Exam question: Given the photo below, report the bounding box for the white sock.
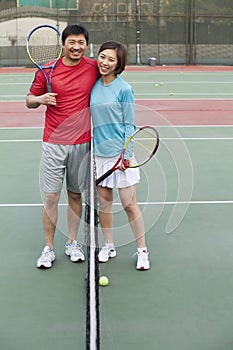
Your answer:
[137,247,147,253]
[105,242,115,248]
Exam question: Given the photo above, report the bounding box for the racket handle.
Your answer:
[47,82,52,93]
[47,82,56,107]
[96,170,113,186]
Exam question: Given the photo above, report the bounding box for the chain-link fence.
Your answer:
[0,0,233,66]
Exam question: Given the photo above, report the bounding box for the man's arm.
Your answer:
[26,92,57,108]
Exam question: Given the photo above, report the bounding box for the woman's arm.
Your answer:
[121,87,136,159]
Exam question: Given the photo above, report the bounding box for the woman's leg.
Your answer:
[118,185,146,248]
[97,186,114,243]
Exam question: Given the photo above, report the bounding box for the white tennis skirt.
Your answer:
[95,155,140,188]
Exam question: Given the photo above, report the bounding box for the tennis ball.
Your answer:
[155,83,159,87]
[99,276,109,286]
[170,92,174,96]
[160,82,164,86]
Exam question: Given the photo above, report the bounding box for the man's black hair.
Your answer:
[62,24,89,45]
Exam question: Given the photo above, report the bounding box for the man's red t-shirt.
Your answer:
[29,57,99,144]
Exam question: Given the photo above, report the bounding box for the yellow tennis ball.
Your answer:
[99,276,109,286]
[155,83,159,87]
[160,82,164,86]
[170,92,174,96]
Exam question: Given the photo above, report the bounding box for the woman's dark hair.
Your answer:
[98,41,128,75]
[62,24,89,45]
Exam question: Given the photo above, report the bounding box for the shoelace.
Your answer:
[139,253,148,262]
[100,246,110,254]
[102,246,115,254]
[132,251,148,259]
[72,243,84,254]
[42,250,54,260]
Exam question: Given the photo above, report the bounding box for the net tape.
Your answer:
[85,144,100,350]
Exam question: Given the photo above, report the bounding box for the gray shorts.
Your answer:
[40,142,90,193]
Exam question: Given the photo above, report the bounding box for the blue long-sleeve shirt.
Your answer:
[90,76,136,158]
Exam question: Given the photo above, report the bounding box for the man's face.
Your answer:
[63,34,88,63]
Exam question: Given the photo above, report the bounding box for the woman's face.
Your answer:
[97,49,118,77]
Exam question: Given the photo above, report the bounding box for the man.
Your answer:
[26,24,99,268]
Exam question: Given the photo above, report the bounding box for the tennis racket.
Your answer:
[96,126,159,185]
[26,24,62,92]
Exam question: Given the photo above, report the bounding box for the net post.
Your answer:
[135,0,142,65]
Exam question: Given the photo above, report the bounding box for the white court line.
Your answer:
[0,201,232,207]
[0,95,28,98]
[130,81,233,84]
[2,95,233,101]
[0,137,233,143]
[0,139,41,142]
[0,83,31,85]
[137,137,233,141]
[135,93,233,96]
[0,127,43,130]
[136,97,233,100]
[0,125,232,130]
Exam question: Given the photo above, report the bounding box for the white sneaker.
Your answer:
[65,240,85,262]
[37,246,55,268]
[98,245,117,263]
[136,249,150,270]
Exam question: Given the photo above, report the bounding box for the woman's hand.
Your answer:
[119,159,131,171]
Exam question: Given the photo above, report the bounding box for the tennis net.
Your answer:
[85,139,100,350]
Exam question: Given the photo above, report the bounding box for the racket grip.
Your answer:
[96,170,113,186]
[47,82,52,93]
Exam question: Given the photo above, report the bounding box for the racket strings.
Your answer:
[28,29,61,66]
[128,128,159,167]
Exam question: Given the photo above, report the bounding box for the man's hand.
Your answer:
[26,92,58,108]
[39,92,58,106]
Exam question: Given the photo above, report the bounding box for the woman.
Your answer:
[90,41,150,270]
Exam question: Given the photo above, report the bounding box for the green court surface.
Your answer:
[0,70,233,100]
[0,69,233,350]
